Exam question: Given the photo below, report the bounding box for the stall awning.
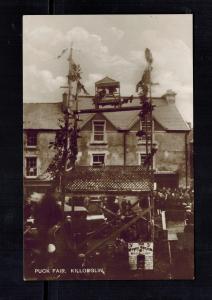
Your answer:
[65,166,152,193]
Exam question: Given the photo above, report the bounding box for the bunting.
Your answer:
[57,48,68,59]
[145,48,153,64]
[77,81,89,96]
[68,61,81,82]
[136,48,153,97]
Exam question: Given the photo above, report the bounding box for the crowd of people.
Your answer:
[24,187,194,249]
[104,187,194,219]
[153,187,194,214]
[24,186,194,232]
[24,186,194,279]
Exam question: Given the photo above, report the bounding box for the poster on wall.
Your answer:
[128,242,153,270]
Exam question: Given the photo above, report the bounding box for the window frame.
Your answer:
[26,130,37,148]
[25,156,38,178]
[139,153,148,166]
[92,153,105,167]
[138,151,156,169]
[137,119,154,144]
[91,120,107,144]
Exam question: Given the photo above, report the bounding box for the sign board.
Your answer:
[139,242,154,270]
[128,242,154,270]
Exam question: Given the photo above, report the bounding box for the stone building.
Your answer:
[23,77,190,198]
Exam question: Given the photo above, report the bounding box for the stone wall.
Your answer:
[23,131,56,177]
[154,132,187,186]
[23,122,187,186]
[79,118,187,185]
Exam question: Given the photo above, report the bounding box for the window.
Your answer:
[140,154,147,166]
[140,119,152,142]
[26,131,37,147]
[139,152,156,169]
[138,118,154,143]
[26,157,37,177]
[92,154,105,167]
[93,121,106,142]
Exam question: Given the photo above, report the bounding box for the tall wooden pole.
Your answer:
[68,45,73,106]
[149,60,155,242]
[61,45,74,212]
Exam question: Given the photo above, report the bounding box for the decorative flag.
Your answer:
[136,67,152,94]
[145,48,153,64]
[57,48,68,59]
[136,48,153,94]
[141,68,151,85]
[136,80,148,96]
[68,61,81,82]
[77,81,89,96]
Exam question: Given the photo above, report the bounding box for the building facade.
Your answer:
[23,78,190,197]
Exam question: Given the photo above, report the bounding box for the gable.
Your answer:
[154,120,165,131]
[81,113,117,131]
[95,76,119,86]
[129,118,166,132]
[130,118,140,131]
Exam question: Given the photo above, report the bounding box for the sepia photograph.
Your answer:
[23,14,193,280]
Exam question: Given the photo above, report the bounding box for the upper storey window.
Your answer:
[92,120,106,143]
[26,131,37,147]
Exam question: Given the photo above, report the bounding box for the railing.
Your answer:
[93,95,122,108]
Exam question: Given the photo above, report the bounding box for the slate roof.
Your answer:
[23,102,63,130]
[152,99,190,131]
[23,96,190,131]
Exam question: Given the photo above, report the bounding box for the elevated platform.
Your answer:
[75,105,142,114]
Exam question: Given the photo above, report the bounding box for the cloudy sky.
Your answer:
[23,15,193,123]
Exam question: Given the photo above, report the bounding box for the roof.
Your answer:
[65,166,152,192]
[152,99,190,131]
[23,101,93,130]
[23,102,63,130]
[95,76,120,87]
[23,96,190,131]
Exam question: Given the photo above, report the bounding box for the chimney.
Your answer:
[162,89,176,104]
[62,92,68,112]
